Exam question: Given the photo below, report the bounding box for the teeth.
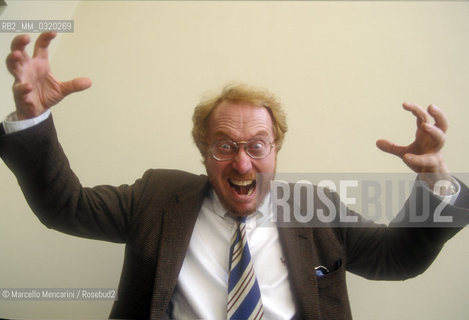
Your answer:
[230,179,254,186]
[229,179,256,196]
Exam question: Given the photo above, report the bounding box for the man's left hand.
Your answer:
[376,102,449,176]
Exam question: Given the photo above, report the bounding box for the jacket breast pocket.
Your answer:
[316,259,352,319]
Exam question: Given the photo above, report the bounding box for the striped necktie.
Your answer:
[227,217,264,320]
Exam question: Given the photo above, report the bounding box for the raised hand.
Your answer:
[5,32,92,120]
[376,102,449,175]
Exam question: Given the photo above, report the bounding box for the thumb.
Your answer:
[60,77,92,96]
[376,139,407,158]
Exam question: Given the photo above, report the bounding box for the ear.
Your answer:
[202,148,210,167]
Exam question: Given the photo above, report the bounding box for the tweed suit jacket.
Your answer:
[1,116,468,320]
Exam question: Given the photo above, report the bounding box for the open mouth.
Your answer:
[228,179,256,196]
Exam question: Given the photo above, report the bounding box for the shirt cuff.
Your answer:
[419,175,461,206]
[2,110,51,134]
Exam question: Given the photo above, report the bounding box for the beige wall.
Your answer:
[1,1,468,319]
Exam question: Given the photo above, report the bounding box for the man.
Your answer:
[1,32,468,319]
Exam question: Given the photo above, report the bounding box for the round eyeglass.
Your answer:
[209,138,275,161]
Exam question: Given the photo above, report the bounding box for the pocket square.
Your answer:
[315,259,342,277]
[315,265,329,277]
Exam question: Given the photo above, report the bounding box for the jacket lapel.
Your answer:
[278,227,321,320]
[150,177,210,319]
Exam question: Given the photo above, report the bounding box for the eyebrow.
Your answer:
[213,130,272,141]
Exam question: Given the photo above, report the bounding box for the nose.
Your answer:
[231,146,253,174]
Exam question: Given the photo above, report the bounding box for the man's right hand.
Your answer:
[6,32,92,120]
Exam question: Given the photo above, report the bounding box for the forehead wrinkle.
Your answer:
[212,116,270,131]
[211,119,272,141]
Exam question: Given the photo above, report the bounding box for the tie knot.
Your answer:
[237,216,247,224]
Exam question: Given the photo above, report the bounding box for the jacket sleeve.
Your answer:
[339,179,469,280]
[0,115,148,243]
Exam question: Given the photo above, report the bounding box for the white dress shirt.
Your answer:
[170,191,296,319]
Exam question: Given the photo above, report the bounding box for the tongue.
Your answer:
[234,184,251,195]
